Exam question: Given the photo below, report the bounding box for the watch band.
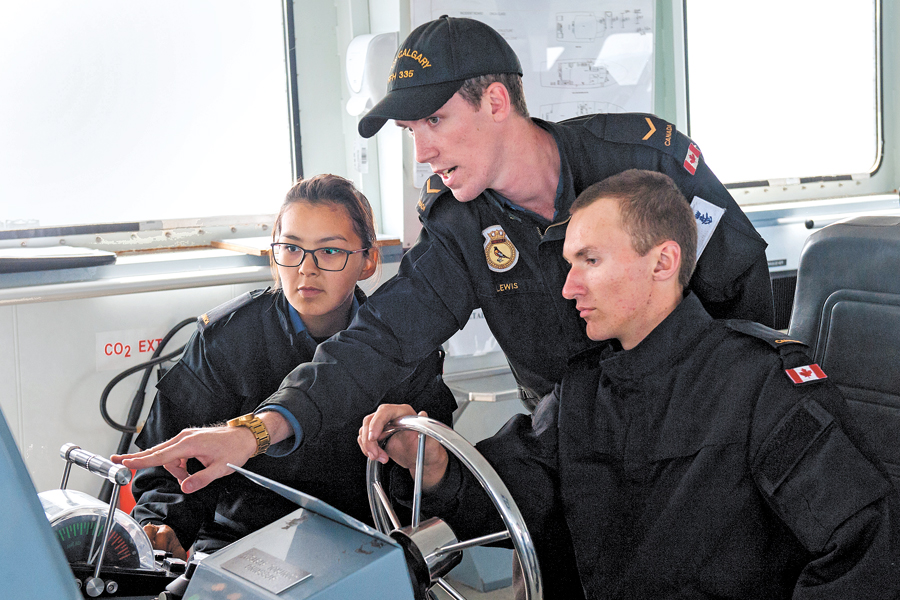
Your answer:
[226,414,271,457]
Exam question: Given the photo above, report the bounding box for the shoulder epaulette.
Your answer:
[582,113,704,176]
[416,174,452,219]
[198,288,269,331]
[725,320,830,386]
[723,319,808,352]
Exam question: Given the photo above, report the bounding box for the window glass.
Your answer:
[684,0,879,184]
[0,1,292,231]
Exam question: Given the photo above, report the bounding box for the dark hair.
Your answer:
[457,73,529,118]
[270,174,378,288]
[570,169,698,289]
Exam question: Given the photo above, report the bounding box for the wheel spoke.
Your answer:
[424,530,510,561]
[372,480,401,531]
[435,577,468,600]
[412,432,426,528]
[368,416,542,599]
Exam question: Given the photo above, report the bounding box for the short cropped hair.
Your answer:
[457,73,529,118]
[570,169,698,289]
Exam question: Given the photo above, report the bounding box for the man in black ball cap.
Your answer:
[118,16,775,539]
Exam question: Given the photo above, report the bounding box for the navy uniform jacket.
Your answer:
[130,287,456,554]
[420,294,900,599]
[262,113,774,445]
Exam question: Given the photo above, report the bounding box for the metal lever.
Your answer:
[59,443,132,488]
[58,443,132,596]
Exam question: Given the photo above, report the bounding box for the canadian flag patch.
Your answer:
[785,364,828,385]
[683,143,701,175]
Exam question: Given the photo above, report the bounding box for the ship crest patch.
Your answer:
[482,225,519,273]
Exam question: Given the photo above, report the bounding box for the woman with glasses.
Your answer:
[130,174,457,560]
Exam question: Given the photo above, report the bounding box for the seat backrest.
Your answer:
[788,216,900,487]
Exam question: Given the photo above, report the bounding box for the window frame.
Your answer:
[0,0,302,251]
[681,0,884,192]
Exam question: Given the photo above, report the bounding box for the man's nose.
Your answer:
[561,270,581,299]
[413,134,437,164]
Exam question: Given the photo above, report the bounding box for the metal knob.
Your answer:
[85,577,105,598]
[60,443,132,486]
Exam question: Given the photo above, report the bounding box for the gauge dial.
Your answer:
[53,514,141,569]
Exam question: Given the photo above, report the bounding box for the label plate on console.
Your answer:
[221,548,312,594]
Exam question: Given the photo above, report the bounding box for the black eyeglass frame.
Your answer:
[270,243,370,271]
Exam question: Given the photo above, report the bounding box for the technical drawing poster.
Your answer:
[411,0,655,122]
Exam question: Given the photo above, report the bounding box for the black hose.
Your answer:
[98,317,196,503]
[98,346,186,434]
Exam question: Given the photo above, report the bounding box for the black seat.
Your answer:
[787,216,900,488]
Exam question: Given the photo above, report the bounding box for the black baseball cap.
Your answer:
[357,16,522,138]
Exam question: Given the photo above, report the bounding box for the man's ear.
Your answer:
[652,240,682,283]
[484,81,512,122]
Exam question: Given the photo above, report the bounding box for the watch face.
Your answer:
[229,414,255,427]
[227,415,269,457]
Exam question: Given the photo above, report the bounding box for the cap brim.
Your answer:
[357,80,464,138]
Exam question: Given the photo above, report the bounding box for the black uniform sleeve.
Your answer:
[130,333,242,549]
[577,114,775,326]
[261,226,477,445]
[662,146,772,325]
[750,368,900,598]
[131,367,223,549]
[640,129,774,326]
[383,348,457,427]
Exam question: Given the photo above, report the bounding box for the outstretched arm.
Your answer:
[113,411,292,493]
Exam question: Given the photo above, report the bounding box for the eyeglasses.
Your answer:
[270,243,369,271]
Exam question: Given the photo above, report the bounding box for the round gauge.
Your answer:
[52,514,142,569]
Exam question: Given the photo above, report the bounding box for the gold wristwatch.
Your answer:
[226,414,271,457]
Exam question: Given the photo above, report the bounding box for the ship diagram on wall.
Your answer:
[555,9,649,42]
[539,101,626,122]
[541,9,651,90]
[412,1,655,121]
